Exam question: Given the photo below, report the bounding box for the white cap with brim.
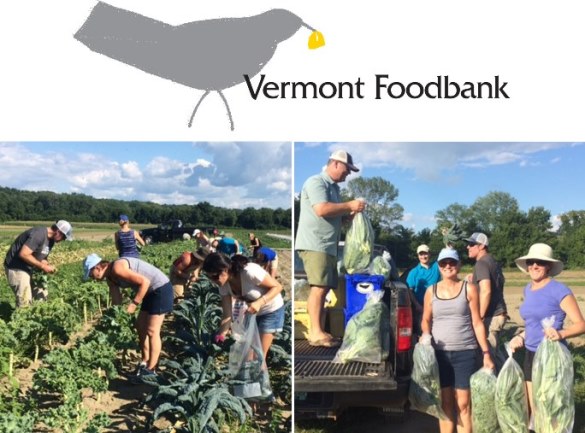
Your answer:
[56,220,73,240]
[417,244,430,254]
[437,248,460,263]
[464,232,489,247]
[193,229,201,236]
[329,150,359,172]
[83,253,102,280]
[515,243,563,277]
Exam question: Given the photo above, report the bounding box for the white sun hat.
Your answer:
[515,243,564,277]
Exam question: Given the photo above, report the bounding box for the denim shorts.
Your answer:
[141,282,174,315]
[435,349,480,389]
[256,305,285,334]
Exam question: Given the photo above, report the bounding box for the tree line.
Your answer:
[294,177,585,270]
[0,187,291,230]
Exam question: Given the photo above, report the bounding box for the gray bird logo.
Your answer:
[74,2,325,130]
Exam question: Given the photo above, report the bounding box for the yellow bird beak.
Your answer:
[308,30,325,49]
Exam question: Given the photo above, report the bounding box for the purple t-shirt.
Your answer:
[519,279,572,352]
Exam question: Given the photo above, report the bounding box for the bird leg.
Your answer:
[187,90,234,131]
[217,90,234,131]
[188,90,210,128]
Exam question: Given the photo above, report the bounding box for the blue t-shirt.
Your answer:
[218,237,237,255]
[519,279,572,352]
[406,262,441,305]
[257,247,277,262]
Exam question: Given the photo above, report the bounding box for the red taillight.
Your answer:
[396,306,412,352]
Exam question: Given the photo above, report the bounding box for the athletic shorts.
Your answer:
[256,305,285,334]
[523,349,535,381]
[298,250,338,289]
[141,282,174,315]
[435,349,480,389]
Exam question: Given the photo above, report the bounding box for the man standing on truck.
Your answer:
[295,150,366,347]
[465,232,508,364]
[406,244,440,336]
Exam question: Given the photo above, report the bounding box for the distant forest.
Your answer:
[0,187,291,230]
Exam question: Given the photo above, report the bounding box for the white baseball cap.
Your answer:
[56,220,73,240]
[193,229,201,236]
[329,150,359,172]
[464,232,489,247]
[417,244,430,254]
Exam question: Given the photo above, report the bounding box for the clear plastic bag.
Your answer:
[229,312,273,402]
[471,367,501,433]
[495,344,529,433]
[408,334,449,420]
[367,253,392,281]
[533,315,574,433]
[332,290,390,364]
[343,211,374,274]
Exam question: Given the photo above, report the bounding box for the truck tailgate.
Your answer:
[294,340,397,392]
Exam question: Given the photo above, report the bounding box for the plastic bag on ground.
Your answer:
[343,211,374,274]
[470,367,501,433]
[229,311,273,402]
[533,315,574,433]
[332,290,390,364]
[495,344,529,433]
[408,334,449,420]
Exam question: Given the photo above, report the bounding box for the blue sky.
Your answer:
[294,143,585,232]
[0,142,292,209]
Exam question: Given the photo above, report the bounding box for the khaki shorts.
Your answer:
[298,251,338,289]
[5,267,47,307]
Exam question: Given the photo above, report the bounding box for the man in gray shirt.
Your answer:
[295,150,366,347]
[4,220,72,307]
[465,232,507,363]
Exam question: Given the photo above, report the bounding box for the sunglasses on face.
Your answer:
[439,259,458,268]
[526,259,548,267]
[466,243,478,248]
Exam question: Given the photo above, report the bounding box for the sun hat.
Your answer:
[56,220,73,240]
[83,253,103,280]
[437,248,460,263]
[329,150,359,172]
[417,244,430,254]
[515,243,563,277]
[193,229,201,236]
[119,214,129,222]
[464,232,489,246]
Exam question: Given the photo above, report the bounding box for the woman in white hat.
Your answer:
[509,243,585,423]
[421,248,494,433]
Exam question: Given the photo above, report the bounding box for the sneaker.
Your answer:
[134,361,147,376]
[136,366,158,384]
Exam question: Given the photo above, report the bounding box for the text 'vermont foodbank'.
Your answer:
[244,74,509,100]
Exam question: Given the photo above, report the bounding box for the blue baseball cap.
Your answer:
[119,214,129,222]
[437,248,460,263]
[83,253,102,280]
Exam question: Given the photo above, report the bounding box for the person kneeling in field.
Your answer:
[83,253,173,381]
[202,252,284,359]
[169,246,211,301]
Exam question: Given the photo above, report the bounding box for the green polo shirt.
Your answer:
[295,172,342,257]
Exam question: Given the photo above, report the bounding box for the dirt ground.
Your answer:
[9,246,292,432]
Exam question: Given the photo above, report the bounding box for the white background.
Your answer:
[0,0,584,141]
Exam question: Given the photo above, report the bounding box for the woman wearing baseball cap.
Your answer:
[82,253,173,382]
[509,243,585,429]
[114,214,145,258]
[420,247,494,433]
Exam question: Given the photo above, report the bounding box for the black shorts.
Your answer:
[141,282,174,315]
[523,349,536,382]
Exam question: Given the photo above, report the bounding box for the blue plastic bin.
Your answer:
[345,273,384,314]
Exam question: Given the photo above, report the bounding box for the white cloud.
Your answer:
[0,142,291,209]
[325,142,582,181]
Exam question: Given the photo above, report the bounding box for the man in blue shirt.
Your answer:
[406,244,440,335]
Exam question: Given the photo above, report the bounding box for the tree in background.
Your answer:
[557,211,585,268]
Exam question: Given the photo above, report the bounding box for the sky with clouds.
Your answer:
[294,142,585,232]
[0,142,292,210]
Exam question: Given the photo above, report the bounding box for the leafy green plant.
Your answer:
[0,412,35,433]
[144,354,252,433]
[86,305,137,353]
